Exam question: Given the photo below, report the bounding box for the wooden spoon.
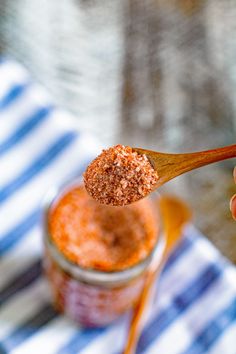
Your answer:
[123,195,192,354]
[134,144,236,189]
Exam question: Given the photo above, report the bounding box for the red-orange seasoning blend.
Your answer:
[44,183,163,327]
[83,145,159,206]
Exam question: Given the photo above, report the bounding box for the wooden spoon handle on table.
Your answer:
[123,195,192,354]
[134,144,236,188]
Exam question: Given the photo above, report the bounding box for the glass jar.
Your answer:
[43,180,165,328]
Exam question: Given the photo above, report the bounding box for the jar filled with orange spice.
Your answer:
[43,180,164,327]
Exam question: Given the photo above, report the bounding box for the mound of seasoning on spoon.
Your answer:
[83,145,159,206]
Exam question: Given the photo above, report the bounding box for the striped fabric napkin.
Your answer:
[0,58,236,354]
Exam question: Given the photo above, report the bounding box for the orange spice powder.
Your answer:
[48,184,159,272]
[83,145,159,206]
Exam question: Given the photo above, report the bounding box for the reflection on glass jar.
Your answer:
[43,180,164,327]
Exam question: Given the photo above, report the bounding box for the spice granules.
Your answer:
[49,184,159,272]
[83,145,159,206]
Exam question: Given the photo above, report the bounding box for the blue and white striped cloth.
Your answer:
[0,59,236,354]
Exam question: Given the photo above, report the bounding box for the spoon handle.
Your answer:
[179,143,236,165]
[168,143,236,176]
[123,267,162,354]
[142,143,236,187]
[123,196,191,354]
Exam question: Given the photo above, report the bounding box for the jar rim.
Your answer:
[42,178,165,286]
